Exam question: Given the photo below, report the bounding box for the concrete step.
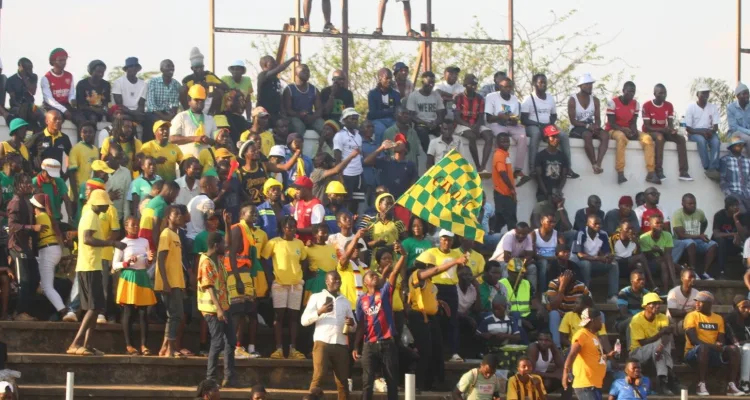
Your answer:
[587,277,747,305]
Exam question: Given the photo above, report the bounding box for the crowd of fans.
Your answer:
[3,44,750,399]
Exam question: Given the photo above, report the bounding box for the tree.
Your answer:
[689,77,734,140]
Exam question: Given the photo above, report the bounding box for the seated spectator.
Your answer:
[726,296,750,393]
[241,107,274,156]
[559,295,610,351]
[491,222,538,291]
[530,188,574,237]
[363,133,417,200]
[479,261,508,313]
[486,77,530,185]
[74,60,109,127]
[608,360,651,400]
[220,60,253,119]
[367,68,400,142]
[7,57,44,131]
[607,81,659,184]
[573,195,605,232]
[603,196,640,236]
[546,267,590,348]
[407,71,445,152]
[457,265,481,330]
[672,193,717,280]
[145,60,181,143]
[720,137,750,212]
[641,83,691,181]
[507,357,548,400]
[479,71,506,98]
[283,64,324,137]
[169,84,218,159]
[684,291,744,396]
[453,354,503,400]
[256,55,298,123]
[635,191,646,208]
[666,268,698,331]
[454,74,493,174]
[477,294,522,350]
[460,237,485,278]
[610,221,655,291]
[522,73,576,180]
[427,120,465,169]
[530,214,566,289]
[112,57,147,129]
[180,48,228,115]
[639,214,680,293]
[321,70,354,125]
[391,62,414,101]
[527,331,566,396]
[634,186,669,234]
[628,293,678,395]
[615,270,651,344]
[41,48,75,120]
[533,126,570,202]
[383,105,425,167]
[568,73,608,175]
[502,258,546,342]
[571,214,618,303]
[686,84,721,180]
[218,91,251,145]
[435,65,464,114]
[491,134,518,233]
[729,82,750,150]
[712,196,747,277]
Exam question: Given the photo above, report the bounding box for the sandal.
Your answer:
[406,29,422,38]
[373,28,383,36]
[170,351,187,359]
[67,346,94,356]
[141,347,152,356]
[126,346,140,356]
[179,348,194,357]
[89,347,105,356]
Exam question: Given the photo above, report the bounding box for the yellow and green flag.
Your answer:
[396,149,485,242]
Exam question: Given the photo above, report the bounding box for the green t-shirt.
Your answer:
[130,175,163,202]
[193,230,225,254]
[31,176,68,220]
[456,368,502,400]
[0,172,13,225]
[639,231,674,252]
[146,195,169,218]
[401,236,434,271]
[672,208,706,237]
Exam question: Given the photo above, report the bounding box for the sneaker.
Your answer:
[696,382,709,396]
[659,377,674,396]
[478,170,492,179]
[288,349,306,360]
[645,172,662,185]
[323,23,340,34]
[607,296,619,304]
[248,350,261,359]
[657,171,667,180]
[700,272,714,281]
[96,314,107,324]
[300,23,310,33]
[679,173,694,181]
[62,312,78,322]
[567,170,580,179]
[728,382,745,396]
[15,313,37,322]
[705,169,721,181]
[449,353,464,362]
[269,348,285,359]
[740,381,750,393]
[234,347,251,360]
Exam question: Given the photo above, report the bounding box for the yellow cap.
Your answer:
[213,148,233,159]
[641,292,662,307]
[88,189,113,206]
[507,258,525,273]
[213,114,229,128]
[325,181,347,195]
[188,84,207,100]
[263,178,282,197]
[152,120,171,134]
[91,160,115,174]
[415,251,436,266]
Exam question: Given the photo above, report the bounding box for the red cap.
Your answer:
[543,125,561,137]
[394,133,407,144]
[294,176,314,189]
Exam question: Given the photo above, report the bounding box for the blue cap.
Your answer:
[729,136,746,149]
[8,118,28,133]
[392,62,408,72]
[124,57,141,70]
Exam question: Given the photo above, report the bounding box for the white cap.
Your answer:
[0,381,13,393]
[339,107,360,123]
[229,59,245,68]
[41,158,61,178]
[696,83,711,93]
[438,229,455,238]
[269,145,287,158]
[577,73,595,86]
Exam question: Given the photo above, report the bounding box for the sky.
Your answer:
[1,0,749,115]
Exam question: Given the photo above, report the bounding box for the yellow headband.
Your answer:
[375,193,394,208]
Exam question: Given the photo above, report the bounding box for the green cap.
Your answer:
[8,118,29,134]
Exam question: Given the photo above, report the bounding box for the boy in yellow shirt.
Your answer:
[141,121,184,182]
[156,205,186,358]
[562,307,617,398]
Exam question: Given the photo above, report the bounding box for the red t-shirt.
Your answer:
[455,93,485,126]
[605,97,640,131]
[641,100,674,132]
[635,205,666,233]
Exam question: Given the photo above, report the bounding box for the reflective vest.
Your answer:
[257,200,288,240]
[197,254,227,314]
[324,208,339,235]
[223,221,255,272]
[499,278,531,317]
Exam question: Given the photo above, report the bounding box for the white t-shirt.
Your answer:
[744,237,750,259]
[113,237,151,271]
[613,240,637,259]
[521,93,557,124]
[186,194,214,240]
[685,102,720,130]
[435,81,465,96]
[485,92,521,118]
[169,110,218,159]
[406,90,445,123]
[491,229,533,261]
[174,176,200,207]
[332,128,363,176]
[327,232,368,257]
[112,76,146,111]
[458,285,478,315]
[666,285,699,321]
[427,136,465,163]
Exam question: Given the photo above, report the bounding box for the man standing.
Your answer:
[302,271,356,400]
[486,77,530,185]
[67,122,101,203]
[32,159,73,223]
[568,73,608,175]
[283,64,325,136]
[170,85,217,159]
[333,108,364,210]
[642,84,691,181]
[145,60,181,143]
[720,137,750,212]
[454,74,493,174]
[294,176,325,244]
[607,81,658,184]
[40,48,75,120]
[321,70,354,125]
[141,120,184,183]
[562,307,617,400]
[7,174,42,321]
[571,215,619,303]
[491,134,517,233]
[534,126,569,202]
[257,179,288,241]
[407,71,445,152]
[672,193,718,280]
[727,82,750,151]
[301,0,339,33]
[66,190,125,355]
[686,83,721,180]
[112,57,147,129]
[368,69,401,143]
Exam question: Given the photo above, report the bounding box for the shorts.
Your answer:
[685,344,727,367]
[569,126,587,139]
[227,270,255,300]
[271,281,304,310]
[230,300,257,316]
[78,270,105,311]
[454,124,491,136]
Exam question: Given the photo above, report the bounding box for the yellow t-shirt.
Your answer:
[261,237,307,285]
[306,244,338,273]
[466,249,486,277]
[240,130,275,157]
[684,310,724,354]
[76,208,103,272]
[198,147,237,172]
[68,142,99,198]
[249,227,268,257]
[571,328,607,389]
[156,228,185,290]
[82,204,120,262]
[419,247,464,285]
[408,269,439,315]
[629,311,669,351]
[36,212,58,247]
[559,311,607,339]
[100,137,143,176]
[507,374,547,400]
[140,141,184,182]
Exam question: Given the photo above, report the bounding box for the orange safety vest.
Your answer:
[223,222,255,272]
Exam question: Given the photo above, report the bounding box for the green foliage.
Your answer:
[690,77,734,141]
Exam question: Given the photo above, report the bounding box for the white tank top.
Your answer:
[534,229,557,258]
[534,345,553,373]
[571,93,595,123]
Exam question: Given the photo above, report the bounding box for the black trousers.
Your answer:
[407,311,443,391]
[205,313,236,382]
[494,191,518,233]
[435,284,459,355]
[361,339,399,400]
[11,249,39,315]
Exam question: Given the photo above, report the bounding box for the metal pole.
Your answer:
[342,0,349,81]
[738,0,742,83]
[405,374,416,400]
[293,0,301,76]
[208,0,215,72]
[508,0,514,79]
[65,371,74,400]
[424,0,432,72]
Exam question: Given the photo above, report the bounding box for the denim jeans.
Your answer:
[671,239,693,263]
[549,310,564,347]
[205,313,236,382]
[161,288,184,340]
[572,256,619,298]
[574,387,603,400]
[527,125,572,172]
[362,339,399,400]
[372,118,395,145]
[689,133,721,170]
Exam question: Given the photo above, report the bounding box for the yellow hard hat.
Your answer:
[152,120,171,134]
[263,178,282,197]
[326,181,347,195]
[188,84,207,100]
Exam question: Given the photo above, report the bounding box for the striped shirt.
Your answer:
[355,282,395,343]
[546,277,590,313]
[720,153,750,199]
[455,92,485,126]
[146,76,181,112]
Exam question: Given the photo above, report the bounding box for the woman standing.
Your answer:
[30,193,67,318]
[303,224,338,305]
[400,216,434,275]
[114,216,156,355]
